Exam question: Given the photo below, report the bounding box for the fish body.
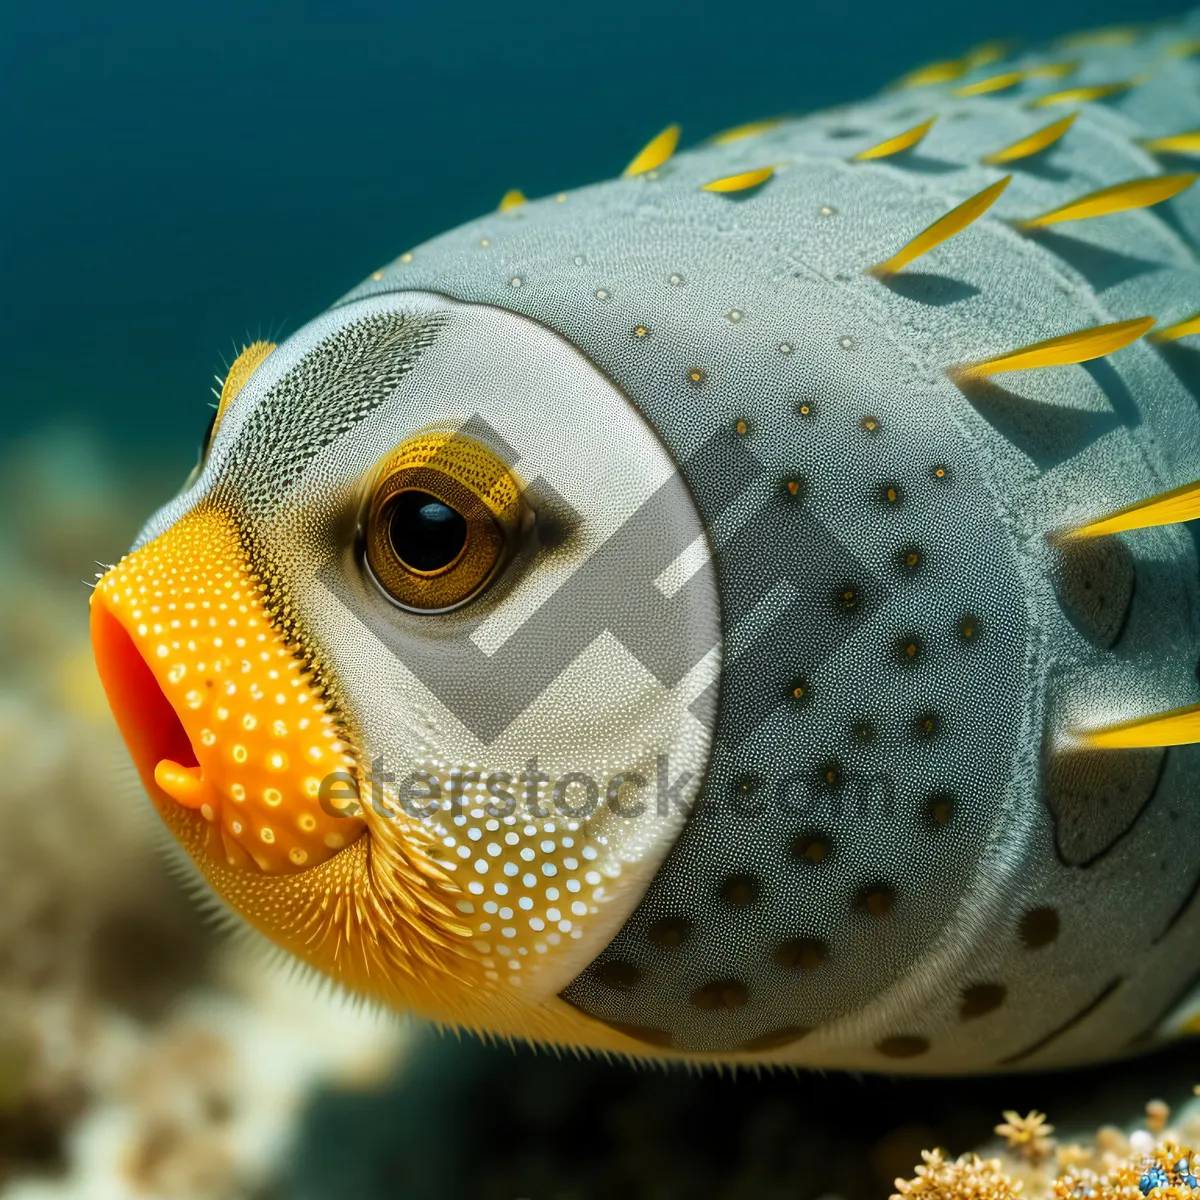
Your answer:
[92,14,1200,1072]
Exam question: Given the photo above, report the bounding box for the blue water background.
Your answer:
[1,0,1190,475]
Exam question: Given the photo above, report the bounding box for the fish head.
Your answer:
[90,290,721,1035]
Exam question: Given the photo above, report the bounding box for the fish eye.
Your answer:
[364,430,527,612]
[389,491,469,572]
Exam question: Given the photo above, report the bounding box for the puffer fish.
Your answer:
[91,13,1200,1073]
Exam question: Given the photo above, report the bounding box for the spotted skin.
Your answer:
[92,14,1200,1072]
[346,15,1200,1067]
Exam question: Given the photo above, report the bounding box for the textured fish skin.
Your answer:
[96,14,1200,1074]
[336,16,1200,1071]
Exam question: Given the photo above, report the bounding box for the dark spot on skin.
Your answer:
[897,544,923,577]
[774,937,830,971]
[877,1035,929,1058]
[783,476,808,501]
[733,773,762,798]
[789,677,813,705]
[860,414,882,435]
[927,792,955,826]
[686,367,707,387]
[959,614,981,643]
[647,916,691,949]
[857,885,895,918]
[836,583,863,614]
[738,1026,813,1051]
[913,711,941,741]
[631,324,652,340]
[1020,907,1060,948]
[930,463,953,484]
[790,833,831,864]
[720,873,760,907]
[691,979,750,1010]
[960,983,1007,1019]
[896,633,924,666]
[796,399,817,420]
[876,481,905,508]
[816,760,844,791]
[594,960,641,990]
[734,418,751,437]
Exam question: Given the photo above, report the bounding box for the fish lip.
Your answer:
[89,510,369,875]
[90,592,199,818]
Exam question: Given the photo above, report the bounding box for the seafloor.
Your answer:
[4,424,1200,1200]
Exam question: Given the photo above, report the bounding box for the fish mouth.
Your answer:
[90,507,366,874]
[91,597,203,807]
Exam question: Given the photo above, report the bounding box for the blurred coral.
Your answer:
[892,1107,1200,1200]
[996,1111,1056,1165]
[892,1149,1021,1200]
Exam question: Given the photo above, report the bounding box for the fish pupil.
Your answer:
[389,491,468,573]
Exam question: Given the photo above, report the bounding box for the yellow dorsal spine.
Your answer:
[1017,174,1198,229]
[1144,131,1200,155]
[1058,477,1200,541]
[954,315,1154,378]
[498,189,526,212]
[712,119,783,145]
[1028,61,1078,80]
[623,125,681,177]
[868,176,1010,276]
[981,113,1077,165]
[854,117,937,161]
[1029,81,1137,107]
[700,166,774,193]
[1078,703,1200,750]
[1152,312,1200,342]
[896,59,966,89]
[954,70,1027,98]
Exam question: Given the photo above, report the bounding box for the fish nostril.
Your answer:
[91,599,199,788]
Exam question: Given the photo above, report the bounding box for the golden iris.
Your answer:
[365,431,526,612]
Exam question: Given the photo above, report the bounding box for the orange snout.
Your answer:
[90,509,366,874]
